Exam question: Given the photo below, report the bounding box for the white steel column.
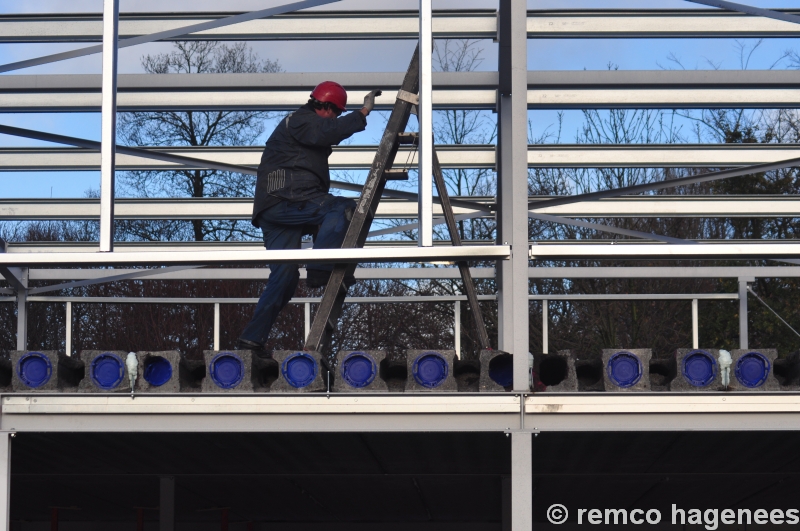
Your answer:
[454,301,461,358]
[692,299,699,349]
[0,434,10,531]
[542,300,548,354]
[304,302,311,340]
[160,476,175,531]
[16,289,27,351]
[99,0,120,252]
[213,303,220,351]
[739,278,752,349]
[497,0,529,390]
[511,432,533,531]
[417,0,433,247]
[65,301,72,356]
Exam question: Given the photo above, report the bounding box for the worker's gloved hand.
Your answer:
[362,90,383,115]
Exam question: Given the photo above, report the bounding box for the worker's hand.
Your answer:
[361,89,382,116]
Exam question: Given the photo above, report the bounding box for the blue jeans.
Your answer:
[240,194,356,344]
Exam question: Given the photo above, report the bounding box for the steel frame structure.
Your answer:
[2,2,800,530]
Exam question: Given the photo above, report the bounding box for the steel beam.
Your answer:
[0,0,340,74]
[15,288,26,351]
[23,294,737,304]
[0,89,496,112]
[4,88,800,111]
[3,241,495,253]
[685,0,800,26]
[0,145,491,171]
[529,243,800,261]
[0,434,9,531]
[0,10,497,43]
[739,277,753,349]
[98,0,119,252]
[15,266,800,282]
[10,144,800,171]
[418,0,433,248]
[5,70,800,112]
[497,0,529,391]
[3,10,800,43]
[0,245,510,267]
[5,69,800,89]
[24,267,494,281]
[511,432,532,531]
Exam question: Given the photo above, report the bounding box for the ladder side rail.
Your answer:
[431,146,492,351]
[304,46,420,353]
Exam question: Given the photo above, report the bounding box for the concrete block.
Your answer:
[382,356,408,393]
[271,350,327,393]
[533,350,578,392]
[729,349,780,392]
[574,356,605,392]
[405,350,457,392]
[11,351,84,392]
[0,352,12,393]
[602,349,651,392]
[773,351,800,391]
[78,350,130,393]
[202,350,258,393]
[649,355,678,392]
[672,349,722,391]
[454,357,480,392]
[135,351,181,393]
[478,350,512,392]
[178,357,206,392]
[332,351,387,392]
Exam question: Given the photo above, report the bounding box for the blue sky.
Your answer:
[1,0,799,197]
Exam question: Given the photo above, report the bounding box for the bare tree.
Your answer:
[117,41,282,242]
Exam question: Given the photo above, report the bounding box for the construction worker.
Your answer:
[237,82,382,351]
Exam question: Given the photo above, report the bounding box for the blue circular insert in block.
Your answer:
[606,351,643,388]
[282,352,318,388]
[91,352,125,390]
[209,352,244,389]
[735,351,770,388]
[488,354,513,388]
[16,352,52,388]
[682,349,717,387]
[412,351,448,389]
[341,352,377,388]
[143,356,172,387]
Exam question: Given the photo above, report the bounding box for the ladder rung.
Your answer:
[384,170,409,181]
[397,132,418,145]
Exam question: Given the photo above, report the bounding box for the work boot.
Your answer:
[236,338,267,353]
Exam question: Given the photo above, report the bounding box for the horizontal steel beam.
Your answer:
[7,70,800,93]
[529,266,800,278]
[0,10,497,43]
[3,195,800,220]
[19,266,800,282]
[5,71,800,112]
[529,242,800,260]
[2,394,800,433]
[24,293,734,304]
[0,245,510,267]
[0,145,492,171]
[3,241,495,253]
[25,267,494,281]
[6,144,800,171]
[3,10,800,43]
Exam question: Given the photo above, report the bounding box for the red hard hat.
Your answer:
[310,81,347,111]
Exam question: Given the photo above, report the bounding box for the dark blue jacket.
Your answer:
[252,103,366,224]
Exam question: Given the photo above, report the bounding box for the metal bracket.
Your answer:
[397,89,420,106]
